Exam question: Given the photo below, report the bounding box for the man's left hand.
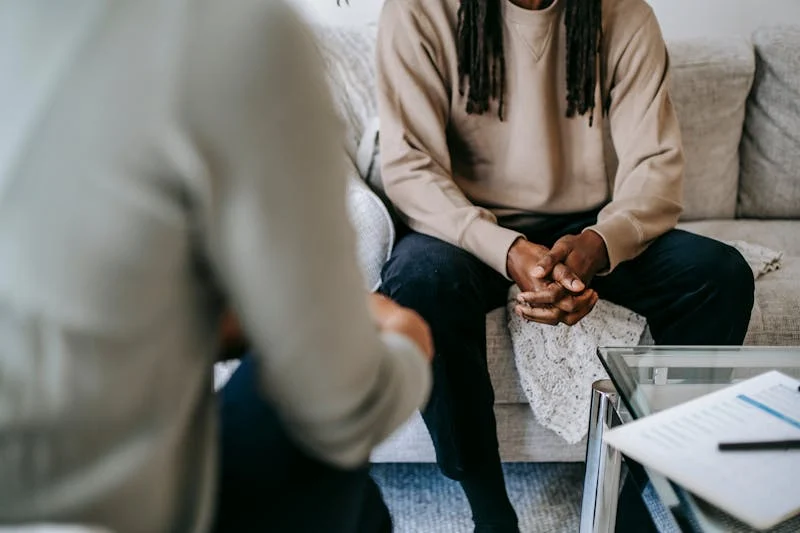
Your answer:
[218,311,248,362]
[532,231,610,288]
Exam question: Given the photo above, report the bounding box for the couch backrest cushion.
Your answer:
[666,37,754,220]
[738,26,800,219]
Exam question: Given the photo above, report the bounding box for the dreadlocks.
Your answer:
[457,0,604,125]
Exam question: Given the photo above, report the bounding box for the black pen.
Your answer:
[718,439,800,451]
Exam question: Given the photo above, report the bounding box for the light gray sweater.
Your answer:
[0,1,430,531]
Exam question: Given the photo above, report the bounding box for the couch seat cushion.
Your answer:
[678,219,800,255]
[741,255,800,346]
[680,220,800,346]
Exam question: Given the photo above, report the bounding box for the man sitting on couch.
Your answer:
[375,0,755,530]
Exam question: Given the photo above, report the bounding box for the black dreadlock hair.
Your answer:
[457,0,605,125]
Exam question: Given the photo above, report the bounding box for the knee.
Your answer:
[695,241,755,313]
[715,244,754,300]
[380,237,485,312]
[382,262,453,299]
[725,246,756,322]
[722,245,755,296]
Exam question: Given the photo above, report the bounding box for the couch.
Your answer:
[315,24,800,464]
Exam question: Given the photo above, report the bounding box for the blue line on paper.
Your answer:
[736,394,800,430]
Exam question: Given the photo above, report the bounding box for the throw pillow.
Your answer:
[599,36,757,222]
[667,37,755,220]
[738,26,800,219]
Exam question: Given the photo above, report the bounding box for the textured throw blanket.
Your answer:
[508,241,784,444]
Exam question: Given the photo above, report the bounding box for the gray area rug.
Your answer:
[372,463,583,533]
[373,463,800,533]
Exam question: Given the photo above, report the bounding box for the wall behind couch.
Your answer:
[296,0,800,39]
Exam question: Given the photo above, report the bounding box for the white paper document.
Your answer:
[604,371,800,530]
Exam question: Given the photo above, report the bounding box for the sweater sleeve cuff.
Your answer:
[460,217,524,279]
[583,214,643,274]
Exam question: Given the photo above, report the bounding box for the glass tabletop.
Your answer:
[597,346,800,533]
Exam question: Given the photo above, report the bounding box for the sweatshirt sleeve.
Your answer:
[182,0,430,468]
[584,11,684,273]
[376,0,523,277]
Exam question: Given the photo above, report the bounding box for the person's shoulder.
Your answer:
[380,0,458,35]
[602,0,656,38]
[180,0,319,128]
[382,0,458,18]
[601,0,663,62]
[185,0,314,75]
[187,0,306,49]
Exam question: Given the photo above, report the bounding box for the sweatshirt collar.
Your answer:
[502,0,564,26]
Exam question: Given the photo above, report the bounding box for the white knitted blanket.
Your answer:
[507,240,783,444]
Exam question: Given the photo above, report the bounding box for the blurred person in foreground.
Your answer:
[0,1,433,532]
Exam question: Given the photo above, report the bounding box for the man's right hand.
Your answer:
[506,238,599,326]
[369,293,435,362]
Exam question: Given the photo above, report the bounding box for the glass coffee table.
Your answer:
[579,346,800,533]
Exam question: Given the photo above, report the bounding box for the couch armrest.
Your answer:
[345,166,395,292]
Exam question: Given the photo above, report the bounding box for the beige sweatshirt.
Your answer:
[376,0,684,275]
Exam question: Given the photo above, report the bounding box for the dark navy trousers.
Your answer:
[379,212,754,482]
[213,356,392,533]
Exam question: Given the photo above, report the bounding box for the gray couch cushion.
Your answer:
[679,220,800,346]
[668,38,755,220]
[678,219,800,255]
[738,26,800,219]
[744,256,800,346]
[603,38,754,221]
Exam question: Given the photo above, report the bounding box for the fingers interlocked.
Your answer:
[514,288,598,326]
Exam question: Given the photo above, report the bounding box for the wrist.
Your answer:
[506,237,529,280]
[506,237,552,281]
[582,230,609,273]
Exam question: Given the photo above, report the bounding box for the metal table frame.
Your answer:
[580,348,800,533]
[580,379,625,533]
[579,379,696,533]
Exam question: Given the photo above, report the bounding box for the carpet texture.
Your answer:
[373,463,800,533]
[372,463,583,533]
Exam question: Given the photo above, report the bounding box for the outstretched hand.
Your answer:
[218,311,248,362]
[369,293,434,362]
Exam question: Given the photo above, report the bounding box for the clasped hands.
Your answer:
[506,231,609,326]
